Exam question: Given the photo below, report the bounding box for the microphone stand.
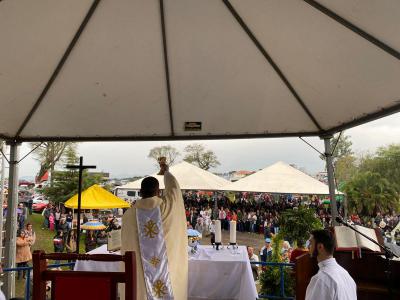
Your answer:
[337,218,398,300]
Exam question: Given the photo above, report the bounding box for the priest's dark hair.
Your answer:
[311,229,335,255]
[140,176,160,198]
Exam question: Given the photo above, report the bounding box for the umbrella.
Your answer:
[64,184,130,209]
[187,229,201,237]
[81,221,106,231]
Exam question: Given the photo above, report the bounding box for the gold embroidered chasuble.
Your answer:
[121,171,188,300]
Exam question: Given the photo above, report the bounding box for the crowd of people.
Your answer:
[183,191,399,282]
[14,201,123,279]
[12,189,400,287]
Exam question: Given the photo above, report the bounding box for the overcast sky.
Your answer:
[15,113,400,179]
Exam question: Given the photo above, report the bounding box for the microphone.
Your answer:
[335,216,350,227]
[335,216,343,224]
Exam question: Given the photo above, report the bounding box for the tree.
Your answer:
[358,144,400,192]
[320,133,353,166]
[183,144,220,170]
[344,171,399,216]
[30,142,77,185]
[42,170,103,203]
[148,145,180,166]
[334,154,357,187]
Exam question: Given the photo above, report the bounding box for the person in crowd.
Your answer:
[53,230,65,265]
[247,246,259,281]
[226,208,232,230]
[53,230,64,253]
[83,213,89,225]
[24,223,36,249]
[209,220,216,244]
[264,220,272,239]
[187,221,193,229]
[49,211,55,231]
[250,213,257,233]
[57,218,68,243]
[65,230,77,254]
[27,197,33,215]
[42,205,50,229]
[281,240,292,262]
[218,207,226,230]
[260,238,273,262]
[17,203,26,231]
[290,239,309,263]
[195,218,205,235]
[188,209,197,229]
[54,207,61,231]
[96,231,108,247]
[85,230,97,252]
[237,209,244,232]
[65,230,77,269]
[305,230,356,300]
[66,211,73,229]
[16,230,32,279]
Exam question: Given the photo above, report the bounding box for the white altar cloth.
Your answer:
[74,244,257,300]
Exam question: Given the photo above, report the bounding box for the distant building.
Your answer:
[315,171,328,184]
[230,170,255,182]
[88,172,110,181]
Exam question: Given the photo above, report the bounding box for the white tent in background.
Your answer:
[120,161,229,191]
[223,161,341,195]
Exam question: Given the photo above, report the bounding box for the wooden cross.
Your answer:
[66,156,96,253]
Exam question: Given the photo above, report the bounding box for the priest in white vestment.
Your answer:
[121,161,188,300]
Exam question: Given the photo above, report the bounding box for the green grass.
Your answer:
[14,213,87,298]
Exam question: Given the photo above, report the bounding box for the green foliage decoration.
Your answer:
[278,206,323,246]
[259,235,294,299]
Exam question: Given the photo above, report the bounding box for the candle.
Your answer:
[215,220,222,243]
[229,221,237,244]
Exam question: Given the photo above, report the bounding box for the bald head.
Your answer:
[140,176,160,198]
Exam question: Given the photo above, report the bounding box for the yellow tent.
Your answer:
[64,184,130,209]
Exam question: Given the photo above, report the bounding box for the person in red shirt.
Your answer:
[290,239,309,263]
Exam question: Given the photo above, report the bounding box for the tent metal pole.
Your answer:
[0,142,6,260]
[322,136,338,226]
[3,142,20,298]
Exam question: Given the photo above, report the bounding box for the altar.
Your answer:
[74,244,258,300]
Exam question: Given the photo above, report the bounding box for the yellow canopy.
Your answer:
[64,184,130,209]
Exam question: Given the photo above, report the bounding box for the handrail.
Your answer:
[3,261,294,300]
[2,262,75,300]
[250,261,295,300]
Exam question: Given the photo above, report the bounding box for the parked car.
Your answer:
[32,202,48,213]
[32,196,49,204]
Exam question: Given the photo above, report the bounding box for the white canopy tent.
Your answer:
[0,1,399,297]
[119,161,230,191]
[223,161,342,195]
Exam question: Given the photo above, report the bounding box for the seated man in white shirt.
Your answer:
[247,246,259,281]
[306,229,357,300]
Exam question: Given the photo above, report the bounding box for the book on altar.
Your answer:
[334,225,381,252]
[107,229,121,252]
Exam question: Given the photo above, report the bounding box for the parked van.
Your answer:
[114,188,140,205]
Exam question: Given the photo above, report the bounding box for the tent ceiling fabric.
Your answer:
[223,161,342,195]
[0,0,399,142]
[119,161,230,190]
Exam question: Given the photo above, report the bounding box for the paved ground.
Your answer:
[202,230,266,253]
